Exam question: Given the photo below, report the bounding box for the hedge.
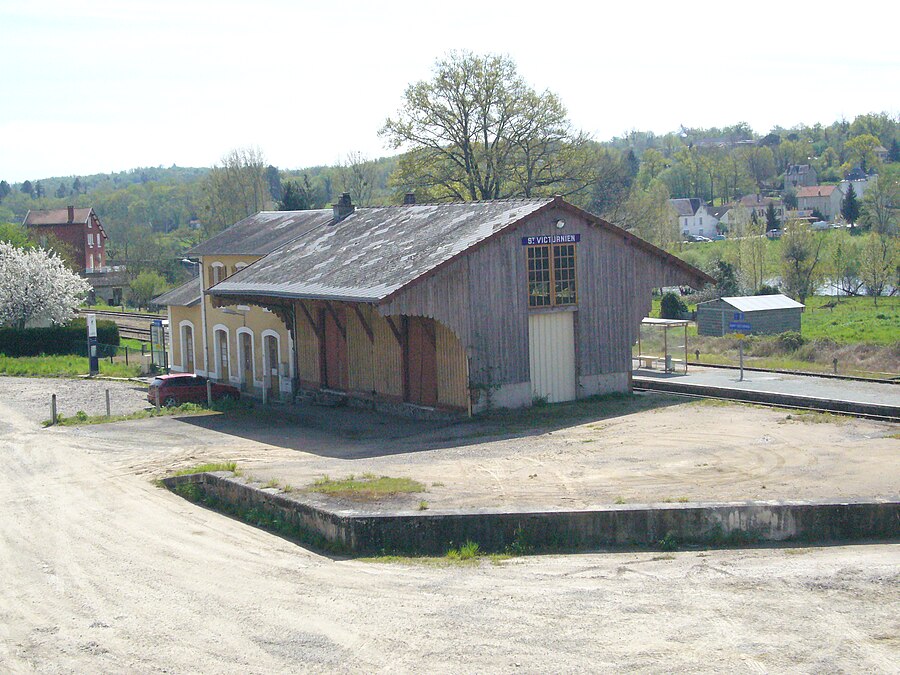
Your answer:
[0,319,120,357]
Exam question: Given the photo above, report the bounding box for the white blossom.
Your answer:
[0,242,91,329]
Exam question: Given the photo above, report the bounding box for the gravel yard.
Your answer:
[1,375,898,672]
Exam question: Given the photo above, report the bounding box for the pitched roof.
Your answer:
[720,294,804,312]
[210,197,713,305]
[212,199,553,303]
[188,209,335,256]
[738,194,782,208]
[23,207,93,226]
[151,279,200,307]
[708,206,730,219]
[786,164,813,175]
[669,198,701,217]
[796,185,838,198]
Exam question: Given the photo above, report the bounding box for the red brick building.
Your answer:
[23,205,107,272]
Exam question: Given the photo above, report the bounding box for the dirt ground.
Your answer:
[1,376,898,672]
[21,374,896,512]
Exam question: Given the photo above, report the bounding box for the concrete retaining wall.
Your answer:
[164,473,899,556]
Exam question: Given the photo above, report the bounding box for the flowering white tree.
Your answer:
[0,242,91,329]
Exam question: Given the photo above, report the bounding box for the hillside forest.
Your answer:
[0,53,897,306]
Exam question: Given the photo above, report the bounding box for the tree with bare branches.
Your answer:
[381,51,597,201]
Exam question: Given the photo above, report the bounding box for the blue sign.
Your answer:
[733,311,745,321]
[521,234,580,246]
[729,321,752,332]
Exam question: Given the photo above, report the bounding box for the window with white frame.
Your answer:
[87,233,94,247]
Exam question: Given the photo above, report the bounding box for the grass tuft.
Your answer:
[310,474,425,500]
[171,461,237,477]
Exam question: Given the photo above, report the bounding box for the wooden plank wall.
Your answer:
[435,320,468,409]
[382,207,705,390]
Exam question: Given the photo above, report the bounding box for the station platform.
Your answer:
[632,365,899,420]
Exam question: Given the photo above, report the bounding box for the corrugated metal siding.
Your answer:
[348,306,375,393]
[435,320,468,409]
[529,311,576,402]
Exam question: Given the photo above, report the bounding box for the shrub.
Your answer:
[660,292,688,319]
[755,284,780,295]
[776,331,805,352]
[0,319,119,356]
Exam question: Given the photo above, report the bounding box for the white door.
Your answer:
[528,311,576,403]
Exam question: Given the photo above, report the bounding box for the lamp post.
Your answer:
[182,258,212,406]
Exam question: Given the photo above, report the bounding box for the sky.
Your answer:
[1,0,898,183]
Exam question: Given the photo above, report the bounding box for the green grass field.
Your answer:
[0,354,141,378]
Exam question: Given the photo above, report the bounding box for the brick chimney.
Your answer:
[403,192,416,205]
[332,192,354,222]
[67,205,75,223]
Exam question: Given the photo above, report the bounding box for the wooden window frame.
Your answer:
[527,243,577,308]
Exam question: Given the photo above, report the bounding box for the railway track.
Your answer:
[77,309,163,343]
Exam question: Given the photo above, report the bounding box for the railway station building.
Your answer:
[156,195,711,413]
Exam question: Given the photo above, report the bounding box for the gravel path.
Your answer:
[0,375,150,422]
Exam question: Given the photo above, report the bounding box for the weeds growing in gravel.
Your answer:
[310,474,425,500]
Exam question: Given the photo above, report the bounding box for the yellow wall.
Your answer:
[167,255,294,397]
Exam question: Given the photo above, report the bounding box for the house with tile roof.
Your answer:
[796,185,842,220]
[23,206,125,304]
[669,198,718,238]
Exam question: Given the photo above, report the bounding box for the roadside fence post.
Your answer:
[125,346,129,365]
[155,389,161,412]
[51,394,57,425]
[738,341,744,382]
[833,358,838,375]
[206,380,213,407]
[105,389,111,418]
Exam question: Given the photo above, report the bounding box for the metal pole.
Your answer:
[739,341,744,381]
[51,394,57,425]
[125,346,129,365]
[105,389,111,417]
[198,262,212,407]
[684,323,688,373]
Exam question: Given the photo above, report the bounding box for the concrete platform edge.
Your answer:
[162,473,900,556]
[632,377,900,419]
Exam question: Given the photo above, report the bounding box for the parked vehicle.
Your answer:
[686,235,712,243]
[711,234,726,241]
[147,373,240,407]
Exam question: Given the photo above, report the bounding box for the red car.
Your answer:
[147,373,241,407]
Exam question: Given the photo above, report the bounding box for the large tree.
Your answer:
[841,183,860,228]
[203,147,269,236]
[0,242,91,329]
[780,220,826,303]
[860,179,898,235]
[381,51,596,201]
[859,234,896,306]
[338,151,377,206]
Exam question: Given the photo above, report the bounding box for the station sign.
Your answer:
[521,234,580,246]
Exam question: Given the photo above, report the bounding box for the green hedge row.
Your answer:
[0,319,120,357]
